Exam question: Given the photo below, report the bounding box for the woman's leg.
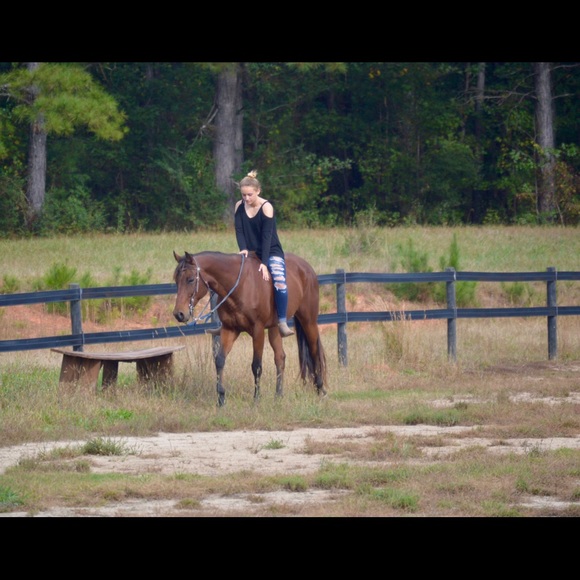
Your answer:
[268,256,294,336]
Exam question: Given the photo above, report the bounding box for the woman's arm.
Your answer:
[260,202,275,264]
[234,201,247,252]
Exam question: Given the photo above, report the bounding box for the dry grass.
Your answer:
[0,226,579,517]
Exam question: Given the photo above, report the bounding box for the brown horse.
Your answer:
[173,250,327,406]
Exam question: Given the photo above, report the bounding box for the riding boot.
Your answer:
[205,325,222,336]
[278,321,294,337]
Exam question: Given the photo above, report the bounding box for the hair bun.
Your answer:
[247,170,258,178]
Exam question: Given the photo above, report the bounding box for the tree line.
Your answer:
[0,62,578,236]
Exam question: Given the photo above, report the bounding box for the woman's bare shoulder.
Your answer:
[260,200,274,217]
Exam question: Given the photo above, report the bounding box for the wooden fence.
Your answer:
[1,267,579,365]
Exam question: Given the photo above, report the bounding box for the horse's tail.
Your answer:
[295,318,327,393]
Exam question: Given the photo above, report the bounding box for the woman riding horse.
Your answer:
[173,250,327,406]
[208,169,294,338]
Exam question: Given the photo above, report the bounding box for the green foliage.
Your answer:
[278,475,307,492]
[39,185,107,235]
[434,233,477,306]
[36,262,78,291]
[482,209,504,225]
[33,261,77,315]
[360,486,419,511]
[386,233,477,306]
[1,275,19,294]
[80,437,132,456]
[390,239,434,302]
[78,272,98,288]
[0,62,127,235]
[2,63,127,140]
[0,486,24,511]
[481,501,522,517]
[211,415,234,429]
[354,206,402,228]
[0,174,26,235]
[254,149,352,227]
[87,62,216,232]
[421,139,482,225]
[98,267,153,315]
[76,271,101,321]
[402,407,461,426]
[155,144,226,230]
[102,409,134,422]
[25,260,152,321]
[314,462,353,489]
[263,438,285,450]
[119,269,153,312]
[1,62,580,234]
[554,155,580,225]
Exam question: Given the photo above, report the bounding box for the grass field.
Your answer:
[0,226,579,517]
[2,225,579,286]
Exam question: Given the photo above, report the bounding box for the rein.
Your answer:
[186,254,246,326]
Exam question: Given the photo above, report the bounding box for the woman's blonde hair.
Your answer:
[238,169,261,189]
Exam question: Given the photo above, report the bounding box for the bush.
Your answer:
[433,233,477,306]
[39,185,106,235]
[390,238,433,302]
[32,262,78,316]
[0,174,26,236]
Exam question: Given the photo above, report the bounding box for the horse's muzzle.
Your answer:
[173,310,188,323]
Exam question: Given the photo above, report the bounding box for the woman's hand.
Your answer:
[258,263,269,281]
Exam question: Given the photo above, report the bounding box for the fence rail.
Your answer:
[1,267,579,364]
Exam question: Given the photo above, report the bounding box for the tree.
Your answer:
[24,63,46,228]
[0,62,127,229]
[534,62,556,220]
[211,63,243,225]
[208,62,348,227]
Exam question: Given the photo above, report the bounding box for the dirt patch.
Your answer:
[2,418,579,517]
[1,301,175,339]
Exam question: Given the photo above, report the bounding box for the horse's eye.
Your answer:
[187,277,196,284]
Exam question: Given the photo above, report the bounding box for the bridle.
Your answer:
[184,254,246,326]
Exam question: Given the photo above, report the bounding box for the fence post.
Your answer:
[69,283,84,352]
[547,266,557,360]
[445,267,457,362]
[336,268,347,366]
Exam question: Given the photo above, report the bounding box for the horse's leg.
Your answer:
[267,329,286,398]
[214,330,238,407]
[251,330,266,401]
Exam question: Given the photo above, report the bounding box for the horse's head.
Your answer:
[172,251,210,324]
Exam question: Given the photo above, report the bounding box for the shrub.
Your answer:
[39,185,106,235]
[434,233,477,306]
[390,238,434,302]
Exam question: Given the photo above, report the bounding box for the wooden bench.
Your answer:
[51,346,185,393]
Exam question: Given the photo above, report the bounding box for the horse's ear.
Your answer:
[184,251,194,264]
[173,250,181,263]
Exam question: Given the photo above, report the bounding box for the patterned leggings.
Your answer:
[268,255,289,323]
